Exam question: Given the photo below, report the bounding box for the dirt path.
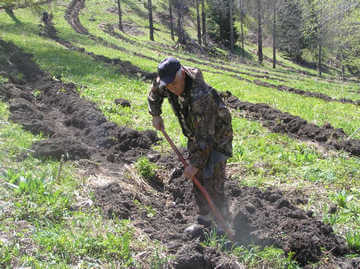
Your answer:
[1,38,360,267]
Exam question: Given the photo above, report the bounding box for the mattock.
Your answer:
[160,128,234,240]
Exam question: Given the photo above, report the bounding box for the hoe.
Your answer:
[160,128,234,240]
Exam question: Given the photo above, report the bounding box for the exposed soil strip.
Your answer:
[252,79,360,106]
[1,38,360,267]
[64,0,89,35]
[220,91,360,157]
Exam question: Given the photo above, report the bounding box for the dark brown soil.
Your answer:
[1,38,360,268]
[220,91,360,157]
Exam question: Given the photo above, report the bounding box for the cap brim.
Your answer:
[159,75,176,88]
[159,80,167,88]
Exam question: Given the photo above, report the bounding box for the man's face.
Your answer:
[166,69,185,96]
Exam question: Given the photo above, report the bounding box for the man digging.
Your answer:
[148,57,233,233]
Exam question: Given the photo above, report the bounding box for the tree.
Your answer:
[207,0,239,49]
[173,0,187,44]
[256,0,263,64]
[239,0,245,57]
[169,0,174,41]
[201,0,207,46]
[272,0,277,68]
[229,0,234,52]
[277,0,305,62]
[116,0,123,31]
[267,0,283,68]
[196,0,202,45]
[148,0,154,41]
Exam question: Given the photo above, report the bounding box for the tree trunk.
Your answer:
[201,0,207,46]
[272,2,276,68]
[176,2,186,45]
[116,0,123,31]
[5,8,21,24]
[169,0,174,40]
[229,0,234,52]
[240,0,244,57]
[257,0,263,64]
[196,0,202,45]
[341,49,345,80]
[177,12,185,44]
[318,43,322,77]
[148,0,154,41]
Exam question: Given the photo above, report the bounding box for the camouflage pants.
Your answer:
[194,159,227,216]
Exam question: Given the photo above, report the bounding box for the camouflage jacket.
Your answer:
[148,66,233,170]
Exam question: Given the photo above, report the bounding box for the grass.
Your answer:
[0,0,360,267]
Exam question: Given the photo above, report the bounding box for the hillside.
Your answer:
[1,0,360,268]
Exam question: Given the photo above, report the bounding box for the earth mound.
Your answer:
[221,91,360,157]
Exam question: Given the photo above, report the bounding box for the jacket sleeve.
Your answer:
[188,93,217,169]
[148,78,165,116]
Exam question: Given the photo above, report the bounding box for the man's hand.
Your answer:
[184,165,199,180]
[152,115,164,131]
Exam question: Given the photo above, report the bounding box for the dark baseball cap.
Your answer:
[158,57,181,87]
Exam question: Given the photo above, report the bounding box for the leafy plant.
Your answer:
[135,157,158,180]
[335,190,353,209]
[232,245,301,268]
[0,242,20,268]
[346,231,360,252]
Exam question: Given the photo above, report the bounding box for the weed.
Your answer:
[232,245,301,268]
[135,157,158,181]
[0,242,20,268]
[201,228,229,251]
[346,231,360,252]
[335,190,354,209]
[133,199,157,218]
[32,89,41,97]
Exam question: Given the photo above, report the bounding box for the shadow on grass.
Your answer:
[123,0,147,19]
[0,25,140,84]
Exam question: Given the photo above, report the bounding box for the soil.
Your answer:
[1,38,360,268]
[220,91,360,157]
[252,79,360,107]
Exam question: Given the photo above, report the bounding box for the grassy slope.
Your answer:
[1,0,360,267]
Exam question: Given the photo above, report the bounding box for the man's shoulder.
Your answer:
[183,66,204,82]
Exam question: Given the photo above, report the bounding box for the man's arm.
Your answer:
[148,77,166,130]
[148,77,165,117]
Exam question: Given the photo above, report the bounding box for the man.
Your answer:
[148,57,233,226]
